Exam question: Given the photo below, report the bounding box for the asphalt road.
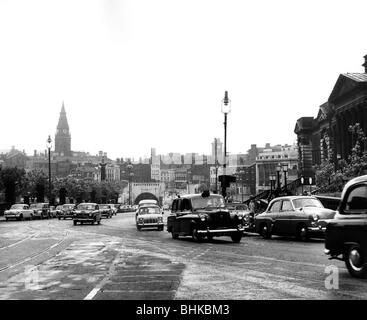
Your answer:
[0,212,366,300]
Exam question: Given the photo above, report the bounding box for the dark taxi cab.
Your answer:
[325,174,367,278]
[167,191,244,243]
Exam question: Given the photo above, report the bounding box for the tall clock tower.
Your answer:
[55,102,71,157]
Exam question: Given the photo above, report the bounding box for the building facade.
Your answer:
[295,55,367,179]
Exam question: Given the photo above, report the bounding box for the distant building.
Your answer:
[255,144,298,194]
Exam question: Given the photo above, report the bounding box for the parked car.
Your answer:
[49,206,58,218]
[167,191,244,243]
[73,203,101,225]
[57,204,76,220]
[4,204,34,221]
[112,204,119,215]
[99,204,113,219]
[227,203,255,232]
[30,203,50,219]
[325,174,367,278]
[255,196,336,241]
[136,205,164,231]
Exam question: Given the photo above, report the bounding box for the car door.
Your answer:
[167,199,179,232]
[178,198,193,235]
[267,200,282,235]
[274,199,294,235]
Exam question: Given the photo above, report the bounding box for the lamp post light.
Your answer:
[47,135,52,205]
[282,163,288,191]
[276,163,281,191]
[127,163,133,205]
[221,91,231,198]
[269,174,276,197]
[239,169,245,203]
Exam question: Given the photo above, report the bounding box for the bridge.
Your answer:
[121,182,166,205]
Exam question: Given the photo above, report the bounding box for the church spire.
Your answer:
[57,101,69,130]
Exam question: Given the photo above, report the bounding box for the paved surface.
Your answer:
[0,212,366,300]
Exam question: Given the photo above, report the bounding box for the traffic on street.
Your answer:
[0,198,366,300]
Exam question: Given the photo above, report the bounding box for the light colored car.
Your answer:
[30,203,50,219]
[136,205,164,231]
[99,204,113,218]
[4,204,34,221]
[49,206,58,218]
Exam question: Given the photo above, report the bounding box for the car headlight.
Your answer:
[199,214,208,221]
[158,216,163,222]
[312,214,319,221]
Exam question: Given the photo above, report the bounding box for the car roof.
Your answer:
[77,203,98,205]
[271,196,317,201]
[174,193,223,199]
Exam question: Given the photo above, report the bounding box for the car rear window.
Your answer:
[342,184,367,214]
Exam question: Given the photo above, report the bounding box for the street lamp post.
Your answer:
[269,174,276,197]
[239,169,245,203]
[282,163,288,192]
[47,135,52,205]
[127,163,133,205]
[221,91,231,198]
[276,163,281,191]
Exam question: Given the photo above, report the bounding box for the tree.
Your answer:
[315,123,367,193]
[23,169,48,202]
[0,167,26,204]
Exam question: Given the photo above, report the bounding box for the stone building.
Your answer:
[295,55,367,178]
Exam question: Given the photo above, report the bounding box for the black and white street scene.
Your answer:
[1,1,367,302]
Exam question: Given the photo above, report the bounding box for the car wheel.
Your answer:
[296,224,309,241]
[192,228,202,242]
[91,220,95,225]
[260,223,271,239]
[73,220,77,226]
[97,220,101,225]
[345,245,367,278]
[5,218,8,221]
[207,235,214,242]
[231,232,242,243]
[137,226,141,231]
[171,226,179,239]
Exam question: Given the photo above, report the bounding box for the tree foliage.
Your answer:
[315,123,367,193]
[0,167,26,204]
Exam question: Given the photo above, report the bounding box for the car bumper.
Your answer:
[308,226,326,233]
[137,222,164,227]
[197,227,245,236]
[73,217,95,222]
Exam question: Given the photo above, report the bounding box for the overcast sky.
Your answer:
[0,0,366,160]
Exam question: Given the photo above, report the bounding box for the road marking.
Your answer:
[84,250,123,300]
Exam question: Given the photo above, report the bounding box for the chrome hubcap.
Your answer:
[349,249,363,271]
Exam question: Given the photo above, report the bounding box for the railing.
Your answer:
[243,177,303,205]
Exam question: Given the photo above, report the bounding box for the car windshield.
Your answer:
[100,205,109,209]
[56,206,63,209]
[63,205,74,209]
[292,198,323,209]
[191,195,225,209]
[11,204,25,209]
[77,204,96,210]
[139,207,160,215]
